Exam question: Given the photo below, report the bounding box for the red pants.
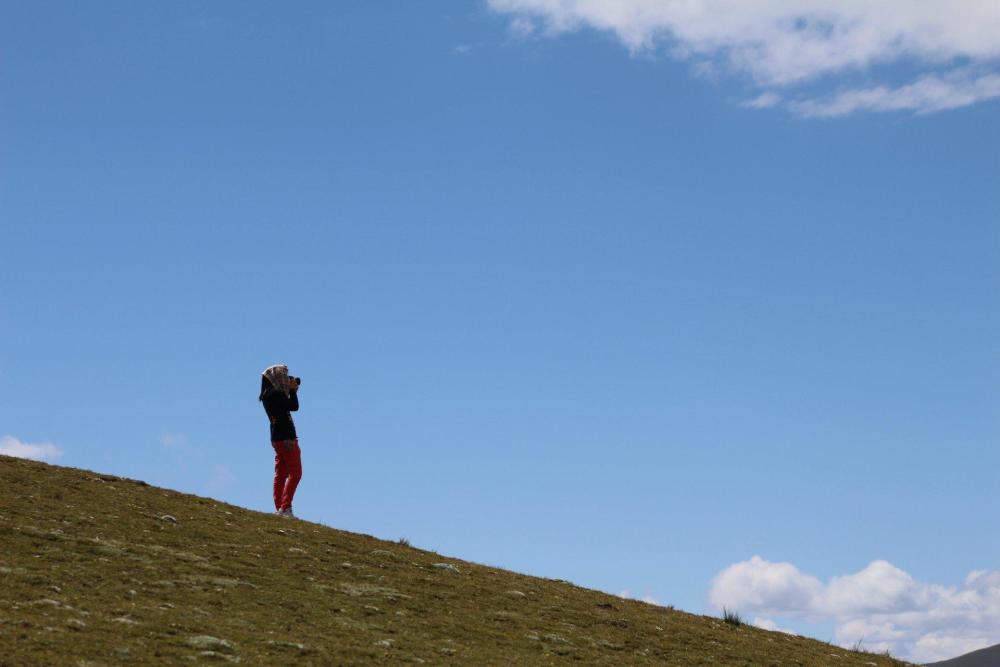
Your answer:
[271,439,302,511]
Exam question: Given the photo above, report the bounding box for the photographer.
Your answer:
[259,364,302,518]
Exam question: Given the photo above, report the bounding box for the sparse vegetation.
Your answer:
[722,607,745,627]
[0,455,914,665]
[852,638,895,658]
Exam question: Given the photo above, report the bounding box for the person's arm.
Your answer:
[287,387,299,412]
[263,389,297,414]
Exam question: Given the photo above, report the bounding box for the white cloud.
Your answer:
[0,435,64,462]
[823,560,917,616]
[489,0,1000,115]
[752,617,795,634]
[790,70,1000,117]
[743,91,782,109]
[510,15,537,38]
[708,555,823,616]
[619,589,662,605]
[709,556,1000,663]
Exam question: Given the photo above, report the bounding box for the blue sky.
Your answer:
[2,2,998,661]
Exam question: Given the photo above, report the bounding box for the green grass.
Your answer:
[0,455,916,665]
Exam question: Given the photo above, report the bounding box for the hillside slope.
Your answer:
[0,455,913,666]
[925,643,1000,667]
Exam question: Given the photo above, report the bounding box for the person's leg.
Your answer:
[279,439,302,511]
[272,441,289,511]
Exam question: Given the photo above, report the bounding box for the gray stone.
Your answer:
[264,640,307,652]
[186,635,235,653]
[197,651,241,663]
[30,599,61,607]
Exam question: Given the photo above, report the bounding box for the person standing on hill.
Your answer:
[259,364,302,518]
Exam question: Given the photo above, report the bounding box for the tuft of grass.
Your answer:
[722,607,745,627]
[851,639,895,658]
[397,537,411,547]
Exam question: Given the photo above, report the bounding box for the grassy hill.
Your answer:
[0,455,914,666]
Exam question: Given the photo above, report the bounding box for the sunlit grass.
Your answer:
[0,455,915,665]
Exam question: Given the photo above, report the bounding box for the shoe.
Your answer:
[278,508,295,518]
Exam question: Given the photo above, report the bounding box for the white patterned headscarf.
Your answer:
[262,364,292,394]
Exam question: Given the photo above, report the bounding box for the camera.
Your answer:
[292,376,301,386]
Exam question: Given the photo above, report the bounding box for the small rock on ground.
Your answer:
[264,640,307,651]
[432,563,461,574]
[186,636,235,653]
[197,650,241,663]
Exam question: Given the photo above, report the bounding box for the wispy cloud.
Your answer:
[742,92,783,110]
[160,432,203,457]
[709,555,1000,662]
[790,71,1000,117]
[453,42,490,56]
[0,435,64,462]
[160,433,188,449]
[509,15,537,38]
[488,0,1000,116]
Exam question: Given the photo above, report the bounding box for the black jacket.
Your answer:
[262,387,299,442]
